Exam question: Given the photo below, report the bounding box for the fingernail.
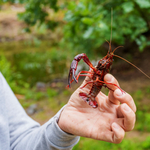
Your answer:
[123,104,131,112]
[115,89,122,96]
[105,74,112,82]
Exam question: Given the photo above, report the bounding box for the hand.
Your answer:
[58,74,136,143]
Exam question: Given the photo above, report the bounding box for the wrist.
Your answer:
[57,112,73,135]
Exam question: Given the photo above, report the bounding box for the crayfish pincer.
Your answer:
[67,42,123,108]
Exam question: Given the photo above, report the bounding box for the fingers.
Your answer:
[104,73,120,90]
[104,74,120,104]
[116,103,136,131]
[114,89,136,112]
[101,123,125,144]
[110,104,136,143]
[111,122,125,144]
[105,74,136,113]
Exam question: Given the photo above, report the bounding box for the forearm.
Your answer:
[15,107,80,150]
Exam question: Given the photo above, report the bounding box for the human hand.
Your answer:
[58,74,136,143]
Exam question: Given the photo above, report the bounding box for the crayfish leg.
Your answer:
[79,92,98,108]
[97,80,125,94]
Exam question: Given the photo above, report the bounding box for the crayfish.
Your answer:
[67,41,150,108]
[67,42,123,108]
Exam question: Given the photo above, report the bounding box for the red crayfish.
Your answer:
[67,41,150,108]
[67,41,123,108]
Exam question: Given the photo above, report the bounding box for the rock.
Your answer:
[27,104,37,115]
[36,82,46,91]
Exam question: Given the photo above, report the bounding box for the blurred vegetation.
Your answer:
[63,0,150,53]
[12,48,67,85]
[73,136,150,150]
[2,0,59,32]
[1,0,150,150]
[2,0,150,54]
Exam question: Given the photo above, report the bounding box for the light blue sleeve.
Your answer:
[0,73,80,150]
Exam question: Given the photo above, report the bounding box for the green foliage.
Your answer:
[63,0,150,54]
[73,137,143,150]
[12,49,67,86]
[62,89,71,96]
[0,54,32,94]
[0,54,12,80]
[132,87,150,132]
[25,89,46,101]
[3,0,59,31]
[136,111,150,132]
[142,136,150,149]
[0,54,17,89]
[47,88,58,98]
[73,136,150,150]
[135,35,150,52]
[34,91,46,101]
[3,0,150,53]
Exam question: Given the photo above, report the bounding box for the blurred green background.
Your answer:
[1,0,150,149]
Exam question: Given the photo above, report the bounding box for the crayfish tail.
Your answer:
[79,92,98,108]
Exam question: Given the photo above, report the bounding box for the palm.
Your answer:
[60,88,118,141]
[58,74,136,143]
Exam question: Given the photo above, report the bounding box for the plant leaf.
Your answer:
[135,0,150,8]
[122,2,134,13]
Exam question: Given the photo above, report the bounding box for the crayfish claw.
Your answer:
[67,59,79,87]
[67,53,94,88]
[68,68,77,88]
[68,70,72,88]
[72,69,78,83]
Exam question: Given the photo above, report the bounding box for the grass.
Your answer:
[73,137,146,150]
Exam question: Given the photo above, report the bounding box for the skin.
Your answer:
[58,73,136,144]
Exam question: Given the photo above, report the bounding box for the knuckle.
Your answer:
[124,114,136,131]
[113,136,123,144]
[113,128,125,144]
[125,124,135,132]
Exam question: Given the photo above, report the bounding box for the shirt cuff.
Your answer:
[45,106,80,149]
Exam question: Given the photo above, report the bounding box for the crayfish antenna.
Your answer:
[105,39,112,53]
[110,8,113,51]
[114,54,150,80]
[112,46,124,53]
[106,8,113,53]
